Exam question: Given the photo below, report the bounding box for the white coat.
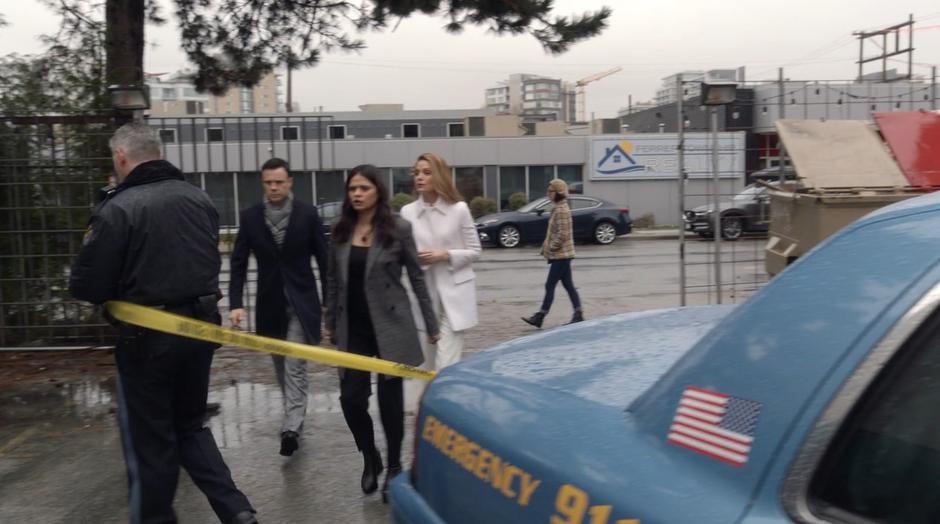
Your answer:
[400,196,481,332]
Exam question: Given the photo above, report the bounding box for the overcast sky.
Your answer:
[3,1,940,116]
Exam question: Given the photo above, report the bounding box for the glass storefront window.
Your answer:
[557,165,583,194]
[237,172,263,211]
[391,167,413,197]
[204,172,236,227]
[316,170,345,205]
[528,165,554,202]
[499,166,526,210]
[183,173,201,188]
[292,172,312,204]
[455,166,484,202]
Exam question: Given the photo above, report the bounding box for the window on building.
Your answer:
[808,313,940,522]
[328,125,346,140]
[158,129,177,144]
[236,172,264,211]
[239,88,253,113]
[280,126,300,141]
[183,87,200,97]
[402,123,421,138]
[183,173,202,188]
[291,172,312,204]
[557,165,583,194]
[316,170,346,204]
[162,87,177,100]
[447,122,465,137]
[185,101,204,115]
[203,172,236,226]
[206,127,224,142]
[499,166,526,210]
[391,167,413,197]
[455,166,484,202]
[528,165,554,202]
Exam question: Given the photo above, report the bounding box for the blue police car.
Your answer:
[390,191,940,523]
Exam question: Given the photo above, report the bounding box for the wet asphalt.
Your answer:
[0,236,768,523]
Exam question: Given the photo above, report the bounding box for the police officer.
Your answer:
[70,122,257,524]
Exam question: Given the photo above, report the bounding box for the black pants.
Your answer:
[339,330,404,468]
[115,326,252,524]
[540,258,582,312]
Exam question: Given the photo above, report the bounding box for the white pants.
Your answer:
[421,311,464,371]
[404,311,464,413]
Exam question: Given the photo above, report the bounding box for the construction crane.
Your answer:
[576,67,622,122]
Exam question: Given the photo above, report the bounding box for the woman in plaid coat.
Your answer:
[522,178,584,328]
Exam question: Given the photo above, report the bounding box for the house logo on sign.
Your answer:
[596,140,645,175]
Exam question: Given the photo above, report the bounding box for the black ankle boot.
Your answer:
[522,311,546,328]
[361,447,383,494]
[382,465,403,503]
[279,430,299,456]
[568,310,584,324]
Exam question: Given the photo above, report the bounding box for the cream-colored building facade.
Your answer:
[147,71,283,116]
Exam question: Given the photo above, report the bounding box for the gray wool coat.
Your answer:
[324,217,439,367]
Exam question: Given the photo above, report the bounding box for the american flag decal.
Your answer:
[666,386,761,467]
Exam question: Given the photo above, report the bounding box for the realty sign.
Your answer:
[589,133,745,181]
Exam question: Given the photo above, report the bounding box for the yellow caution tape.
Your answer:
[105,301,437,381]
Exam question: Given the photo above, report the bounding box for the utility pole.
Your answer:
[853,14,915,82]
[677,74,686,306]
[285,47,293,113]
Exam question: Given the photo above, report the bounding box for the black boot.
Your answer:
[229,510,259,524]
[382,465,403,503]
[522,311,546,328]
[361,447,383,494]
[568,310,584,324]
[279,430,299,456]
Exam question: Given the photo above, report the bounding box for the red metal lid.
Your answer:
[874,111,940,189]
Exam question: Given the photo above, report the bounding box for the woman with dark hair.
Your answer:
[323,164,440,502]
[522,178,584,328]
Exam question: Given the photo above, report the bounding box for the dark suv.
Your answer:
[684,183,773,240]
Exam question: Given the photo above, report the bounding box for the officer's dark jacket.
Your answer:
[70,159,221,306]
[228,201,328,342]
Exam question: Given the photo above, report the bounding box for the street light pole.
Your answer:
[710,106,722,304]
[677,74,686,306]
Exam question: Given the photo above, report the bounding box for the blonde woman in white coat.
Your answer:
[400,152,481,371]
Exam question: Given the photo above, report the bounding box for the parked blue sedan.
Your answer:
[475,195,632,248]
[391,190,940,523]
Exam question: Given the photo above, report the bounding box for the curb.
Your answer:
[629,229,680,240]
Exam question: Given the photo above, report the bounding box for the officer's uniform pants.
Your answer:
[115,328,253,524]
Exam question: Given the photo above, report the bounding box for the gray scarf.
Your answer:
[263,193,293,247]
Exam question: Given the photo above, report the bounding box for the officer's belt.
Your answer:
[105,301,437,381]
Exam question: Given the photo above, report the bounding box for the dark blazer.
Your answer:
[324,217,439,367]
[229,200,328,342]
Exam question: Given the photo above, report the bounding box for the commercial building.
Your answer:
[654,69,743,105]
[621,73,939,176]
[147,107,745,229]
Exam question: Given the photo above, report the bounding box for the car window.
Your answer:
[808,313,940,523]
[569,197,600,210]
[733,186,765,202]
[518,197,551,213]
[319,202,340,220]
